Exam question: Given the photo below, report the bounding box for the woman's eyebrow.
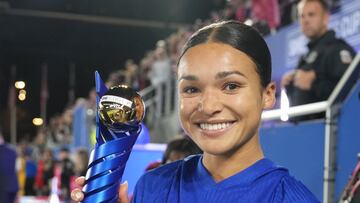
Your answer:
[178,71,247,81]
[215,71,247,79]
[178,74,198,82]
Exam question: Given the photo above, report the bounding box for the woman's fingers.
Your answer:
[75,176,86,186]
[118,181,130,203]
[71,188,85,202]
[71,176,86,202]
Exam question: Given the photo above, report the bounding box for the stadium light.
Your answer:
[15,81,26,89]
[32,118,44,126]
[19,89,26,95]
[18,91,26,101]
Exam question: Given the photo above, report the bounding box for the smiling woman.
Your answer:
[132,21,320,203]
[178,42,271,164]
[72,21,320,203]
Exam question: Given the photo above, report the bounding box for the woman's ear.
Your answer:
[262,82,276,110]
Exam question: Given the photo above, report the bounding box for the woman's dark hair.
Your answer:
[178,21,272,88]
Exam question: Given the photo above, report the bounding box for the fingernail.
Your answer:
[122,180,128,185]
[75,192,82,200]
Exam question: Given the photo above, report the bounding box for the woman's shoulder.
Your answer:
[253,159,320,202]
[136,154,201,187]
[147,154,200,176]
[132,155,201,202]
[272,172,320,203]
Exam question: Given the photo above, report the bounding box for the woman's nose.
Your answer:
[198,90,223,115]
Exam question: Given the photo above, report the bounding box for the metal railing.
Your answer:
[261,54,360,203]
[139,76,177,130]
[262,54,360,122]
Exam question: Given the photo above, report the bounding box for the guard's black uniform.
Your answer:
[286,30,356,107]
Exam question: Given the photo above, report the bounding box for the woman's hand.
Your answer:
[70,176,130,203]
[70,177,85,202]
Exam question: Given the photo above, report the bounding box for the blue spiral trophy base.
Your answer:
[82,71,141,203]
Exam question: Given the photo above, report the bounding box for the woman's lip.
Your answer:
[194,119,236,124]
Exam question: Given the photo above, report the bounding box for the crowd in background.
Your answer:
[14,143,89,201]
[5,0,345,201]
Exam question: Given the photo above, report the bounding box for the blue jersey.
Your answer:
[132,155,319,203]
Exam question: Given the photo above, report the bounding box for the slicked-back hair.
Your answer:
[178,21,272,88]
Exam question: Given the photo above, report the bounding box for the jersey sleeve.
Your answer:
[273,176,320,203]
[131,174,146,203]
[131,160,183,203]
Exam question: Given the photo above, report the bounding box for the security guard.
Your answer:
[282,0,355,109]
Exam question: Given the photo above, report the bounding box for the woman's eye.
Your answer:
[183,87,199,94]
[224,83,239,91]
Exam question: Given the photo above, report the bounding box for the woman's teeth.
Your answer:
[199,122,232,130]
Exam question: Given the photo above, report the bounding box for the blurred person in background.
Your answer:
[251,0,280,33]
[123,59,140,90]
[35,148,55,196]
[61,108,73,144]
[31,129,47,162]
[15,143,26,196]
[148,41,173,86]
[0,129,19,203]
[24,147,37,196]
[161,136,202,164]
[281,0,355,120]
[138,57,152,90]
[74,148,89,177]
[144,136,202,172]
[58,147,75,201]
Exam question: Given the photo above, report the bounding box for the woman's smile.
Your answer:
[197,120,236,137]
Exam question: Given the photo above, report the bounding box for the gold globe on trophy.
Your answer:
[98,85,145,133]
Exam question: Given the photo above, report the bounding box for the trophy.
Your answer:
[82,71,145,203]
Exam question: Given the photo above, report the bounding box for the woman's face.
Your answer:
[177,42,275,156]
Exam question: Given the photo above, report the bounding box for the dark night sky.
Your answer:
[0,0,224,137]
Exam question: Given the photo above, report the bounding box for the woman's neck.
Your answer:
[202,135,264,182]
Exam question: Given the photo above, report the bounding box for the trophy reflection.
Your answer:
[82,71,145,203]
